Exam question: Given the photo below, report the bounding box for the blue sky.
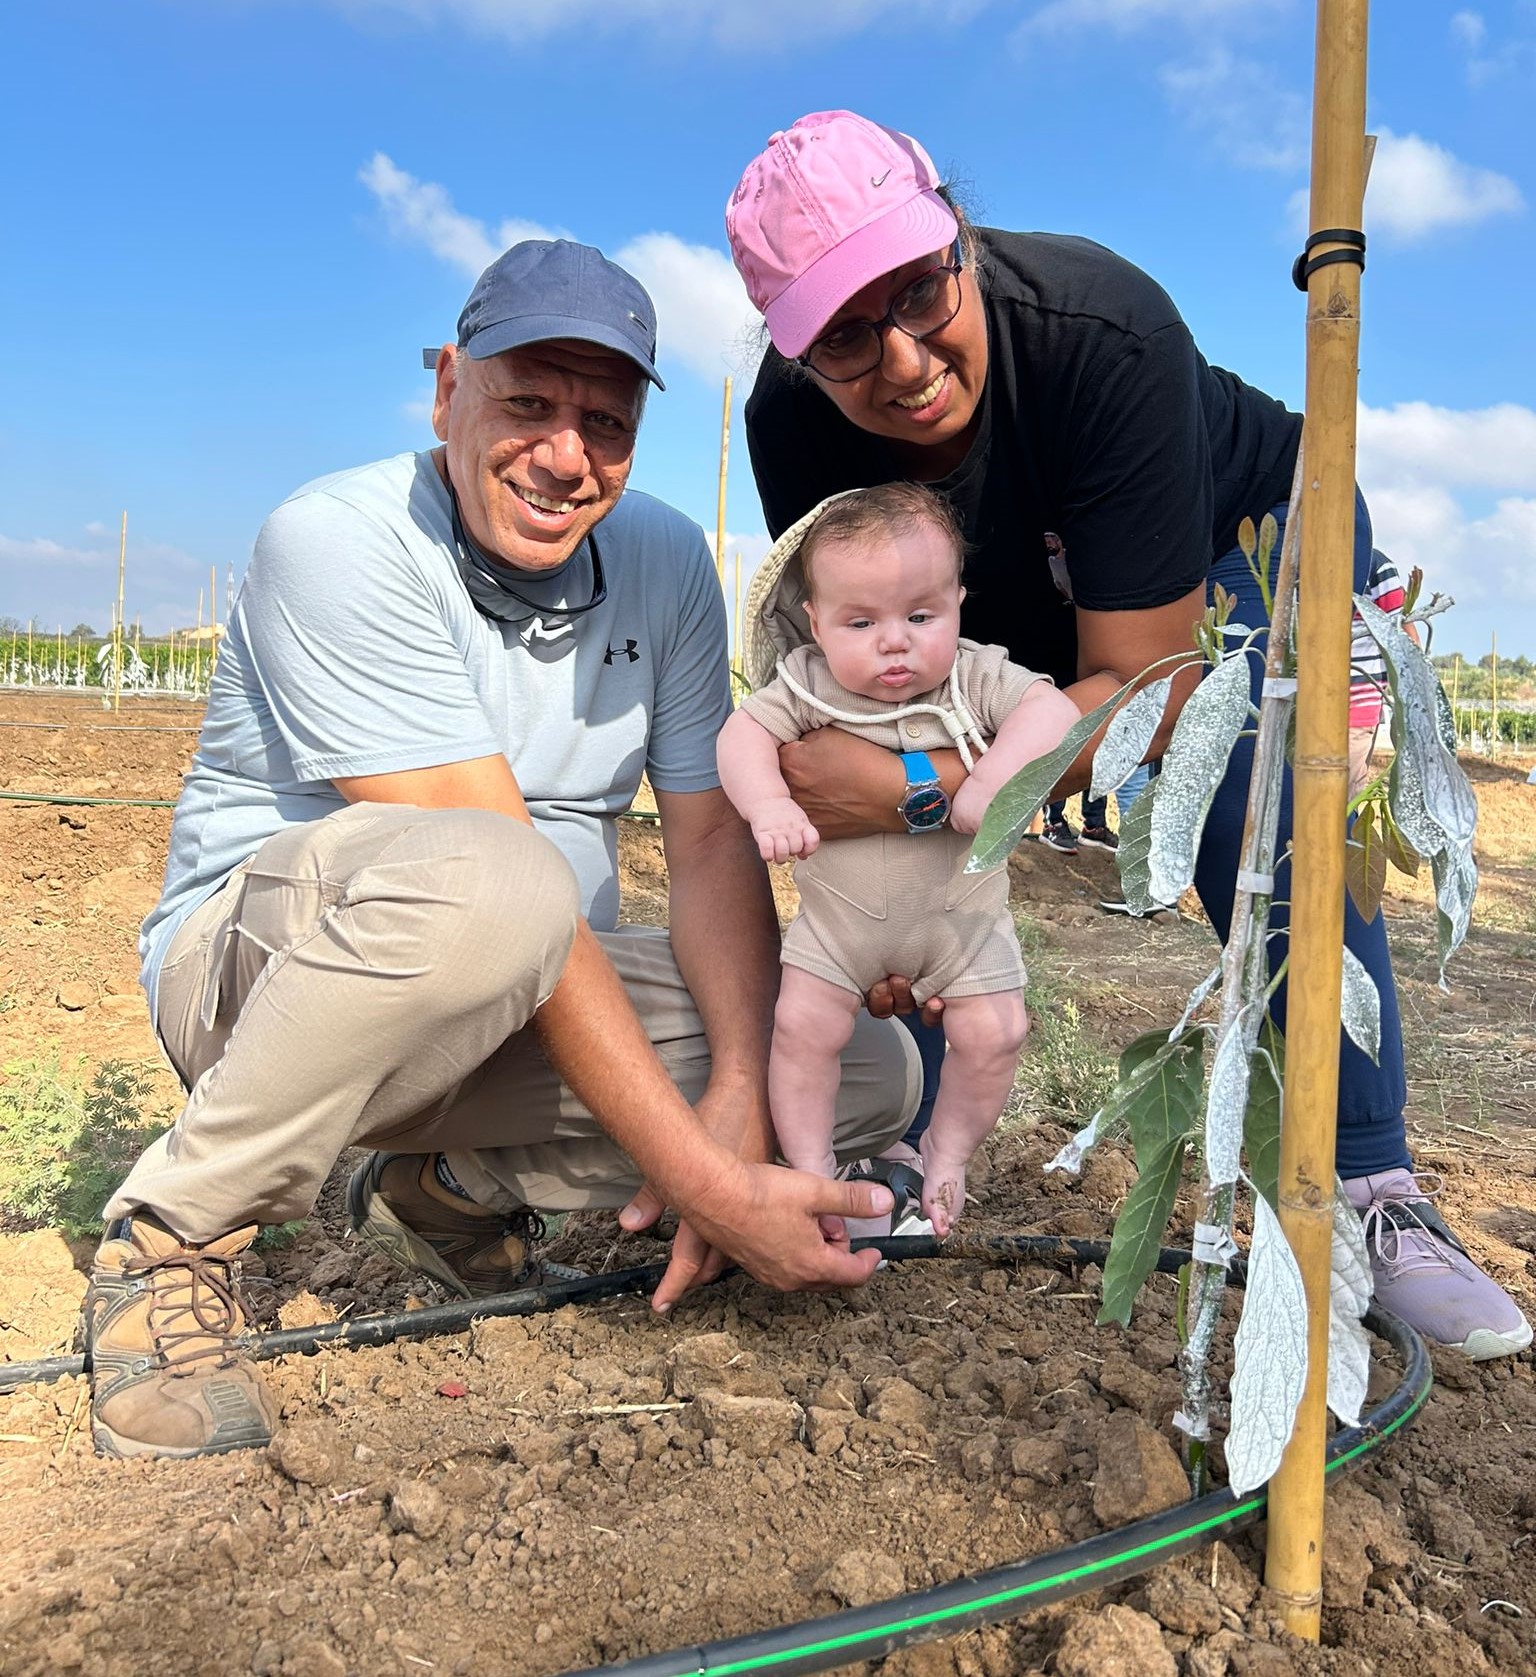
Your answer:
[4,0,1534,662]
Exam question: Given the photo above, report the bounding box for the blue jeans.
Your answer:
[1199,491,1408,1176]
[906,491,1411,1177]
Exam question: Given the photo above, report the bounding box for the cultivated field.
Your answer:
[1,689,1534,1677]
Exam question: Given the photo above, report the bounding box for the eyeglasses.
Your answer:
[799,243,965,383]
[448,486,608,628]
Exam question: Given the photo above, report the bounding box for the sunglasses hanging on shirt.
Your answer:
[447,482,608,640]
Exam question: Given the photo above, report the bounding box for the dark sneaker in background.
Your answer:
[1038,819,1079,854]
[348,1152,548,1298]
[1344,1169,1533,1361]
[86,1213,276,1460]
[1078,825,1119,852]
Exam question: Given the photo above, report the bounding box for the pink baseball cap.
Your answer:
[726,110,959,360]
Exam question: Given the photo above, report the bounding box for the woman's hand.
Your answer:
[864,974,945,1029]
[778,730,967,841]
[777,728,906,839]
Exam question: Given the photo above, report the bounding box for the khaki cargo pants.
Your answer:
[109,803,921,1242]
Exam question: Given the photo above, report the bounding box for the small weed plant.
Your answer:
[0,1056,170,1240]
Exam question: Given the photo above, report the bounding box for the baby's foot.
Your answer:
[919,1146,968,1240]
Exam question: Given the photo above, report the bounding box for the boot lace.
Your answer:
[128,1249,253,1375]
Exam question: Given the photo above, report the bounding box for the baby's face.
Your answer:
[803,521,964,703]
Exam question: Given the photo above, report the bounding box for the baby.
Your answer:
[718,485,1079,1237]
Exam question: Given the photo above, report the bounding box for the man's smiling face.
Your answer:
[433,339,644,572]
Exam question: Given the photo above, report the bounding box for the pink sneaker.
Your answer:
[1343,1170,1533,1361]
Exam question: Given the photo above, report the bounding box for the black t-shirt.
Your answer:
[745,228,1302,687]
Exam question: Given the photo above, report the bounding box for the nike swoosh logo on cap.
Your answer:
[871,170,891,187]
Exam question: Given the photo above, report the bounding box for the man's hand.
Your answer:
[748,797,819,863]
[648,1158,895,1314]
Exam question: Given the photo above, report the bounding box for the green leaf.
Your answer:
[1098,1136,1189,1327]
[1344,803,1387,922]
[967,654,1202,875]
[965,685,1130,874]
[1122,1032,1206,1159]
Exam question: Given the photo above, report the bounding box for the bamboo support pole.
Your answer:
[209,564,220,680]
[26,623,33,685]
[194,590,204,694]
[113,512,127,712]
[715,376,733,585]
[1490,633,1499,754]
[1265,0,1369,1639]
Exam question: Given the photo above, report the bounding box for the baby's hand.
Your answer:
[750,799,820,864]
[947,779,994,837]
[918,1135,971,1240]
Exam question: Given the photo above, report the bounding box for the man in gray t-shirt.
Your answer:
[86,240,917,1463]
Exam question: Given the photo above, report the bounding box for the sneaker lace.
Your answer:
[1356,1172,1461,1274]
[128,1249,253,1375]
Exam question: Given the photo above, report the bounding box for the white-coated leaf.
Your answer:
[1227,1193,1309,1496]
[1340,945,1381,1065]
[1046,1106,1122,1176]
[1204,1006,1253,1188]
[1169,965,1222,1044]
[1431,841,1479,984]
[1359,596,1477,857]
[1091,677,1172,801]
[1149,652,1254,906]
[1327,1186,1372,1427]
[1116,777,1158,914]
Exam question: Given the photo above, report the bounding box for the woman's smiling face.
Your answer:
[807,253,988,466]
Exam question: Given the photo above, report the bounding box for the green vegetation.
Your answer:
[0,1056,171,1240]
[1010,915,1119,1122]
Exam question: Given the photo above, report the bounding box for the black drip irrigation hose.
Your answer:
[0,1235,1430,1676]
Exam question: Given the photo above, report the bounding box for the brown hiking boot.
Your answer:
[86,1213,277,1460]
[347,1152,546,1298]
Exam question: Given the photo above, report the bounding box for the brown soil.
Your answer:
[2,690,1535,1677]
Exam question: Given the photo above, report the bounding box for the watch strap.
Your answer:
[898,750,940,784]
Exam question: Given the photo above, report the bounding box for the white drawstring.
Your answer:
[772,659,989,770]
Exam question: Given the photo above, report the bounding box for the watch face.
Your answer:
[904,787,950,831]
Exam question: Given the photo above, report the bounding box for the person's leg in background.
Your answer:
[1077,792,1116,851]
[1195,492,1529,1359]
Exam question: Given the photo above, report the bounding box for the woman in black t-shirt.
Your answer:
[724,108,1530,1362]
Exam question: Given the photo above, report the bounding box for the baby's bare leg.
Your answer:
[920,990,1030,1238]
[770,967,862,1180]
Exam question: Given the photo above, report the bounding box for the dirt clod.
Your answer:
[1091,1409,1190,1526]
[1054,1603,1177,1677]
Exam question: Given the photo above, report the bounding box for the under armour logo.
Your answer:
[604,639,639,665]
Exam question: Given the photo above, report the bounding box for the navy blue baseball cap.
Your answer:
[454,239,664,390]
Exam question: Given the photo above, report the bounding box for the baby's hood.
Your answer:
[741,492,863,692]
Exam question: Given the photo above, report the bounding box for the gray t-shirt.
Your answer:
[139,451,730,1014]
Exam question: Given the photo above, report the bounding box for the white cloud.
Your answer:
[360,154,559,275]
[1159,48,1309,171]
[1357,400,1536,628]
[1015,0,1279,44]
[1358,402,1536,493]
[1362,128,1524,241]
[0,533,113,569]
[83,520,109,537]
[316,0,989,49]
[1450,9,1536,84]
[359,155,758,386]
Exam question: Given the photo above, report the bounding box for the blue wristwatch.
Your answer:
[896,751,950,833]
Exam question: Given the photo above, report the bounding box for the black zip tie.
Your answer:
[1292,227,1366,291]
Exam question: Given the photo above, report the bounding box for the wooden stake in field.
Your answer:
[113,511,128,712]
[209,564,220,682]
[732,548,743,669]
[1265,0,1370,1641]
[57,626,63,687]
[715,375,733,586]
[1490,632,1499,755]
[26,621,33,686]
[194,589,204,695]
